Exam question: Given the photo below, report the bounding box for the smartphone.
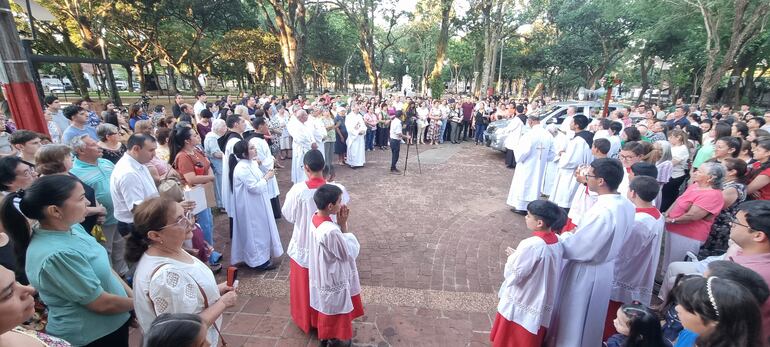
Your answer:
[227,266,238,287]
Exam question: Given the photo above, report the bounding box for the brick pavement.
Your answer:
[130,141,531,346]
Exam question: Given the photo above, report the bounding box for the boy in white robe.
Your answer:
[507,116,555,213]
[603,175,664,340]
[249,117,281,218]
[545,158,635,347]
[548,115,594,210]
[345,108,366,168]
[491,200,565,347]
[309,184,364,345]
[564,138,610,231]
[281,149,326,334]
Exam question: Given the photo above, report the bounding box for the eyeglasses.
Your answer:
[161,211,194,230]
[17,167,35,178]
[730,220,751,229]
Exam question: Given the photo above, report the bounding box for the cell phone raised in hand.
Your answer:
[227,266,238,287]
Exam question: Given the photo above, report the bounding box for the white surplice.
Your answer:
[542,131,568,196]
[506,125,555,210]
[249,136,279,198]
[503,116,525,151]
[567,184,598,227]
[617,169,630,197]
[548,134,593,208]
[230,159,284,267]
[309,221,362,315]
[496,236,563,334]
[345,112,366,167]
[545,194,635,347]
[612,209,664,305]
[282,180,324,268]
[559,115,575,139]
[221,136,241,215]
[287,117,319,183]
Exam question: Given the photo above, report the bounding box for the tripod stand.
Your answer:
[403,122,422,175]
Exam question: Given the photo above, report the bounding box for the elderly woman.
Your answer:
[662,161,726,271]
[697,158,747,258]
[127,197,236,347]
[96,123,127,164]
[36,144,106,236]
[204,119,227,210]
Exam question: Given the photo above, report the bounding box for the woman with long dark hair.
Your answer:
[228,140,282,270]
[168,126,216,246]
[0,175,133,346]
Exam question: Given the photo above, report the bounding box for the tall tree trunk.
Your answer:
[636,55,653,104]
[428,0,453,83]
[166,66,178,94]
[69,63,90,96]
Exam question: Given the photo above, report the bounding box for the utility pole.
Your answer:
[0,0,47,134]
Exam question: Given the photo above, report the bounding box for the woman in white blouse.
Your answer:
[126,197,237,347]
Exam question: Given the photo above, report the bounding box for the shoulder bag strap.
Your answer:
[190,277,228,346]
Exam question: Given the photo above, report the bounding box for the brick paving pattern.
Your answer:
[130,141,531,346]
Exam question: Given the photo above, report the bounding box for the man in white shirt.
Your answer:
[389,111,410,173]
[193,90,208,121]
[110,133,159,236]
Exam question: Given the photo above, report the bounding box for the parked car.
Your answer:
[114,80,128,90]
[485,100,627,152]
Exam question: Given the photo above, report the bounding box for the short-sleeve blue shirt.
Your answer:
[26,224,129,346]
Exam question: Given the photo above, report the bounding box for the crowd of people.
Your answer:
[494,98,770,347]
[0,88,769,347]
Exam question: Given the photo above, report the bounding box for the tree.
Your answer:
[428,0,454,84]
[216,28,283,92]
[679,0,770,108]
[251,0,310,96]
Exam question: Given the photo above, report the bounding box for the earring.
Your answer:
[160,240,164,245]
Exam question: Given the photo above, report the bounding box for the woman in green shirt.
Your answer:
[0,175,133,346]
[692,121,732,171]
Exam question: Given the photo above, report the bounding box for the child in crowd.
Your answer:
[605,303,670,347]
[490,200,566,347]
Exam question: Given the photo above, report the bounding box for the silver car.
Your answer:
[485,101,626,152]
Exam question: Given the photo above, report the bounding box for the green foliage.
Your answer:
[430,75,445,98]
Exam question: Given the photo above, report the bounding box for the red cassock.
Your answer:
[490,313,547,347]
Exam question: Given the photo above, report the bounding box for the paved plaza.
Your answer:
[132,141,530,347]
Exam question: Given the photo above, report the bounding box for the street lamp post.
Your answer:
[99,38,121,105]
[376,70,381,97]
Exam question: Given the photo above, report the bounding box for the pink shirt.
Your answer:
[731,251,770,343]
[665,184,724,241]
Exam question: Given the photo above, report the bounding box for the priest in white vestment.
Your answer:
[218,116,246,216]
[559,106,576,139]
[548,115,594,209]
[287,110,320,183]
[231,146,283,268]
[308,184,364,343]
[542,125,568,196]
[345,108,366,168]
[503,109,526,168]
[281,150,327,334]
[545,158,635,347]
[507,116,555,212]
[249,117,281,218]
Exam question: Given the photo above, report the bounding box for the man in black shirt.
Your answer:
[171,94,184,118]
